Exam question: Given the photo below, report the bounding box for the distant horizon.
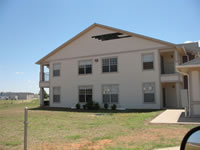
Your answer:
[0,91,38,94]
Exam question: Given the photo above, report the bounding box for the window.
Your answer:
[53,63,61,76]
[142,54,154,70]
[53,87,60,103]
[143,83,155,103]
[79,60,92,75]
[79,86,92,103]
[102,57,117,73]
[102,85,119,103]
[182,56,188,63]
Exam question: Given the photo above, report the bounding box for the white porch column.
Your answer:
[176,82,181,108]
[40,65,44,81]
[40,88,44,106]
[174,50,179,71]
[191,71,200,101]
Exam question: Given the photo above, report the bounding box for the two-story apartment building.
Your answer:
[36,23,200,115]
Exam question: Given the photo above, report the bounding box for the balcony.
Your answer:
[40,72,50,88]
[160,51,175,74]
[160,73,181,83]
[160,50,182,83]
[161,62,175,74]
[42,72,49,81]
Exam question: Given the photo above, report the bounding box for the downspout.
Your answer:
[175,46,191,117]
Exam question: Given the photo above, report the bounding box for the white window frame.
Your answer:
[53,87,61,103]
[102,57,118,73]
[78,60,92,75]
[53,63,61,77]
[143,82,155,103]
[142,53,154,70]
[78,85,93,103]
[102,84,119,104]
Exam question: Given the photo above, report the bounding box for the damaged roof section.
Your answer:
[92,32,132,41]
[177,42,200,55]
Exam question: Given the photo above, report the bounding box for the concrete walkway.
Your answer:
[155,146,179,150]
[151,109,200,124]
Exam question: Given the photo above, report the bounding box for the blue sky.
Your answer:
[0,0,199,93]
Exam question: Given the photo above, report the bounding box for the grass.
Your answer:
[0,100,196,150]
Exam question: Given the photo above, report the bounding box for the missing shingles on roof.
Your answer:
[92,32,132,41]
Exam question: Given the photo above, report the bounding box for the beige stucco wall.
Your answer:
[49,50,161,109]
[43,26,172,109]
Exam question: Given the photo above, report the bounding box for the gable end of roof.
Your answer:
[36,23,176,64]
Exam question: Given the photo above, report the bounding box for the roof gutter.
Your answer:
[176,64,200,69]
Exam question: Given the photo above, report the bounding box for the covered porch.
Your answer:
[161,82,182,109]
[39,64,50,107]
[176,57,200,117]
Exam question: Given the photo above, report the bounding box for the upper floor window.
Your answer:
[102,57,118,73]
[143,82,155,103]
[53,87,61,103]
[142,54,154,70]
[102,84,119,103]
[53,63,61,77]
[182,56,188,63]
[79,60,92,75]
[79,86,92,103]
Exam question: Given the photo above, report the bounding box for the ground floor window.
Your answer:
[53,87,61,103]
[102,84,119,103]
[143,82,155,103]
[79,86,92,103]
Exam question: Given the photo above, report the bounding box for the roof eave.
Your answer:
[176,64,200,69]
[35,23,98,65]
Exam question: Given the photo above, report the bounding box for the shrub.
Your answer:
[86,100,94,110]
[94,102,100,110]
[111,104,116,110]
[83,104,87,110]
[81,101,100,110]
[76,103,80,109]
[104,103,108,110]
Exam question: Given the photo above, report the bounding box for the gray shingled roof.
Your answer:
[177,42,200,54]
[181,57,200,66]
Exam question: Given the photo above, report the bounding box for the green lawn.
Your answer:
[0,100,196,150]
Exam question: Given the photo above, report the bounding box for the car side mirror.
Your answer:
[181,126,200,150]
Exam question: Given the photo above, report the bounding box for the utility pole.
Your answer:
[24,107,28,150]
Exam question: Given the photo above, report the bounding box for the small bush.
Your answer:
[111,104,116,110]
[86,100,94,110]
[104,103,108,110]
[83,104,87,110]
[94,102,100,110]
[76,103,80,109]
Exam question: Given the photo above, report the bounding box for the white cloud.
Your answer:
[184,41,193,43]
[15,72,24,75]
[184,40,200,46]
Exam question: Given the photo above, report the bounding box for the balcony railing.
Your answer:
[41,72,49,81]
[161,62,175,74]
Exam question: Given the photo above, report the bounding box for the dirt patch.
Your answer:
[116,127,188,144]
[29,127,188,150]
[30,139,112,150]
